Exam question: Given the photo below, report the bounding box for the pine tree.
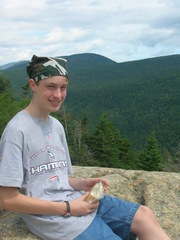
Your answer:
[87,113,120,167]
[21,82,31,98]
[0,72,12,94]
[137,132,163,171]
[119,138,135,169]
[81,112,89,139]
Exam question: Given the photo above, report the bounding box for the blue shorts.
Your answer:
[75,195,140,240]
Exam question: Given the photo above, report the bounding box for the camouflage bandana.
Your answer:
[26,55,68,81]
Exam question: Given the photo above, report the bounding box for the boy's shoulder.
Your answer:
[49,115,64,128]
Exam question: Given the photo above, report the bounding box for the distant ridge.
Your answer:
[1,53,180,152]
[0,62,16,70]
[60,53,117,70]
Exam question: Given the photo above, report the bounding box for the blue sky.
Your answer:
[1,0,180,65]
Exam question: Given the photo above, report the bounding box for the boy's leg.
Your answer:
[74,215,122,240]
[97,195,140,240]
[76,195,171,240]
[130,205,171,240]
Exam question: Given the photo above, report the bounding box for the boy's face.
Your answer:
[30,76,68,115]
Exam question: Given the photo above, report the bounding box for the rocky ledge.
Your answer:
[0,166,179,239]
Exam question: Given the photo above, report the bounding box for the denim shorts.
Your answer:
[74,195,140,240]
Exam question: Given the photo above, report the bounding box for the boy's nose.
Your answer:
[54,88,62,98]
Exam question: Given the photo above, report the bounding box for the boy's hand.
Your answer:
[83,178,109,193]
[70,192,99,216]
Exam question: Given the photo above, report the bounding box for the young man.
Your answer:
[0,55,171,240]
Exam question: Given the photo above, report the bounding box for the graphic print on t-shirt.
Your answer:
[29,144,67,176]
[46,132,51,139]
[48,174,60,183]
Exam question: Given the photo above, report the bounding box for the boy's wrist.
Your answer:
[63,201,71,217]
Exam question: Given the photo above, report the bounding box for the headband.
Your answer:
[26,55,68,81]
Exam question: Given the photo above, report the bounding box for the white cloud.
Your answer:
[0,0,180,65]
[44,27,89,44]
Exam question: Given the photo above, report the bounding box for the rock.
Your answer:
[0,166,179,239]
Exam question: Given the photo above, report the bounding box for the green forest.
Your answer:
[0,53,180,172]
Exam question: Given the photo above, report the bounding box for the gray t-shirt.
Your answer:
[0,110,96,240]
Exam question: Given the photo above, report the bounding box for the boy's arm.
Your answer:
[0,186,67,215]
[0,186,98,216]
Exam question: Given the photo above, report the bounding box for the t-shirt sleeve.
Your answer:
[0,140,23,188]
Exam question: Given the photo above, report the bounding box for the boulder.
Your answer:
[0,166,179,239]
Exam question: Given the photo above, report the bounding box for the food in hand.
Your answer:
[85,181,105,203]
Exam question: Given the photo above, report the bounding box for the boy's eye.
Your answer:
[61,86,67,91]
[48,85,55,89]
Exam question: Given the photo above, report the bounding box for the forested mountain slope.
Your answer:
[1,53,180,151]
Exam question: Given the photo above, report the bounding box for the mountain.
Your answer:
[0,62,16,70]
[1,53,116,96]
[1,53,180,152]
[61,53,117,70]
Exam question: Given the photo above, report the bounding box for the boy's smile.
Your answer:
[26,76,68,120]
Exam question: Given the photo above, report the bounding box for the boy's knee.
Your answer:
[131,205,157,233]
[131,206,171,239]
[137,205,155,220]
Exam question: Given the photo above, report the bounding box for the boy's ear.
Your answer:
[29,79,36,92]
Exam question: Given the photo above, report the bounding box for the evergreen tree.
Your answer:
[0,72,12,94]
[87,113,120,167]
[119,138,135,169]
[66,113,94,166]
[0,73,14,135]
[162,145,180,172]
[21,82,31,98]
[81,112,89,139]
[137,132,163,171]
[0,94,30,136]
